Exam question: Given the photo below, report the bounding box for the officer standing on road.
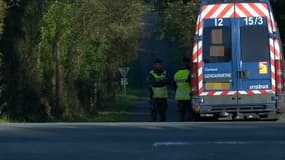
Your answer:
[147,58,169,122]
[174,57,194,121]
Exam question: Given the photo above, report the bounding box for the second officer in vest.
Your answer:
[174,57,193,121]
[147,59,169,122]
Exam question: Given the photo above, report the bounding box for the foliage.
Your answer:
[0,0,144,121]
[0,1,5,115]
[0,0,5,37]
[158,0,284,52]
[89,89,140,122]
[158,0,200,55]
[74,0,144,113]
[1,0,51,121]
[271,0,285,47]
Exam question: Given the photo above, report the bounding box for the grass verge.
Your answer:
[90,89,140,122]
[0,116,11,123]
[0,119,10,123]
[0,89,140,123]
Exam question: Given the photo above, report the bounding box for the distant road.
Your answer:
[129,10,180,122]
[0,122,284,160]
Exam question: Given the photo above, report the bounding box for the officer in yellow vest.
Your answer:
[174,57,193,121]
[147,59,169,122]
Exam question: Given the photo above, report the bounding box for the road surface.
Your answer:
[0,122,284,160]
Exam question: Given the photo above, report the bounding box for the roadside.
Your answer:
[277,113,285,122]
[128,10,185,122]
[92,89,140,122]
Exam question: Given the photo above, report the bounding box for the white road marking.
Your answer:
[153,141,285,147]
[153,142,191,147]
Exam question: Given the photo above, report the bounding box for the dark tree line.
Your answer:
[0,0,144,121]
[271,0,285,47]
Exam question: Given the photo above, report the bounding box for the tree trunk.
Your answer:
[53,32,63,118]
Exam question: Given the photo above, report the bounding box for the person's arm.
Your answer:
[149,87,153,99]
[147,73,156,86]
[174,81,177,91]
[147,73,154,99]
[160,71,170,86]
[173,72,178,91]
[148,71,169,87]
[187,70,191,83]
[151,75,165,87]
[188,70,192,97]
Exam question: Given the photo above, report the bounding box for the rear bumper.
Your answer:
[198,105,280,120]
[193,94,278,114]
[199,105,277,114]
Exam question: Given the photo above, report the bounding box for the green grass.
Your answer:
[0,89,140,123]
[89,52,142,122]
[90,89,140,122]
[0,116,11,123]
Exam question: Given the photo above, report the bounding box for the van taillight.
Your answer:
[191,62,198,96]
[275,60,284,94]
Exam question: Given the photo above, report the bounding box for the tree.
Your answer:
[0,0,144,121]
[0,0,5,117]
[39,0,80,119]
[0,0,5,37]
[0,0,52,121]
[158,0,200,54]
[70,0,144,116]
[271,0,285,48]
[37,0,144,120]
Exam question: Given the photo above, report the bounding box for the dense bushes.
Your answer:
[0,0,144,121]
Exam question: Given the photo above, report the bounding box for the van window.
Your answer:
[240,26,270,62]
[203,27,231,63]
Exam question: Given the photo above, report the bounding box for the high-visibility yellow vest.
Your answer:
[150,70,168,98]
[174,69,191,100]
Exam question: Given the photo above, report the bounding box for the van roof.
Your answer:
[202,0,269,5]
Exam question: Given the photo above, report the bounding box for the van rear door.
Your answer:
[202,18,238,104]
[236,16,275,104]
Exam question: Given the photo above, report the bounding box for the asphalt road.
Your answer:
[0,122,284,160]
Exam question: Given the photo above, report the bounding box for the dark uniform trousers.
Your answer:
[178,100,193,121]
[151,98,167,122]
